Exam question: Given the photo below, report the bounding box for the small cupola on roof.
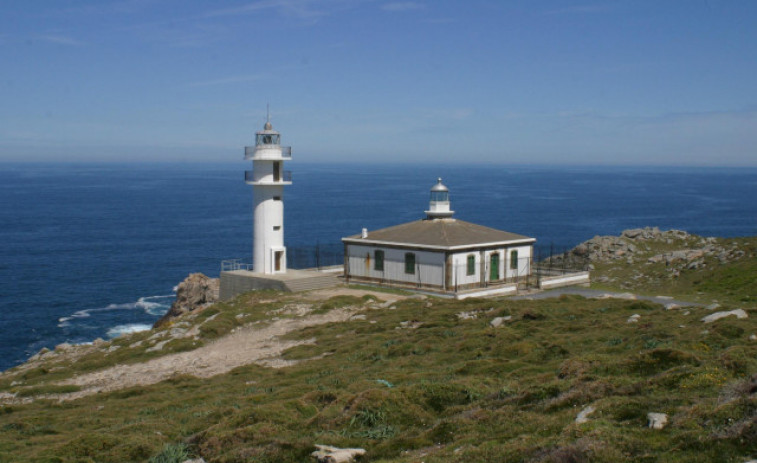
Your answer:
[425,178,454,219]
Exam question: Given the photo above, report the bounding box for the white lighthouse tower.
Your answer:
[244,113,292,274]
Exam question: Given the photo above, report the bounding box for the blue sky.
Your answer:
[1,0,756,165]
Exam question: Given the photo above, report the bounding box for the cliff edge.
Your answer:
[153,273,219,329]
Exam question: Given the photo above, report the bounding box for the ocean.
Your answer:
[1,162,755,371]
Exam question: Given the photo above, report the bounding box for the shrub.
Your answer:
[148,443,190,463]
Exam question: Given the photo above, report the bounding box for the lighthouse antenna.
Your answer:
[266,104,270,124]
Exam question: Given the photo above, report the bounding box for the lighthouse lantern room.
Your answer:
[244,114,292,274]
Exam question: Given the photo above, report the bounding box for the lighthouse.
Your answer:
[244,114,292,274]
[424,178,454,219]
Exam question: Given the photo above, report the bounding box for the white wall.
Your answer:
[346,244,445,287]
[451,251,480,287]
[346,243,534,290]
[505,245,532,279]
[450,245,533,287]
[253,184,284,273]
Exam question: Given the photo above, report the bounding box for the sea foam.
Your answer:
[106,323,153,338]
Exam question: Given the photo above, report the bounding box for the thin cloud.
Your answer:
[206,0,330,21]
[37,35,86,46]
[381,2,425,12]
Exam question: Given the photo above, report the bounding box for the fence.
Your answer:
[533,244,589,276]
[222,242,589,293]
[221,243,344,273]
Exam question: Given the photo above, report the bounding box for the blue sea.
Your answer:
[1,163,755,371]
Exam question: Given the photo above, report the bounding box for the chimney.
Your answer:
[361,228,368,239]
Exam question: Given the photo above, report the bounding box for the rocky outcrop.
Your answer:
[154,273,219,328]
[547,227,749,272]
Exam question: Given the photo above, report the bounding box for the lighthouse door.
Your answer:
[273,162,281,182]
[275,251,283,272]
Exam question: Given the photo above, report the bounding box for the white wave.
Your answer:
[57,294,174,327]
[137,295,173,316]
[106,323,152,338]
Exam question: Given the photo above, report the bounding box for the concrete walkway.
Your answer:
[511,286,702,307]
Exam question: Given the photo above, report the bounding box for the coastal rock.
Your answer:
[544,227,750,274]
[154,273,219,328]
[647,412,668,430]
[701,309,748,324]
[311,444,366,463]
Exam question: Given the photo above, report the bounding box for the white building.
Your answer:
[342,179,536,295]
[244,116,292,274]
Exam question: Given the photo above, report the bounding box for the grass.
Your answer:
[589,236,757,306]
[0,234,755,462]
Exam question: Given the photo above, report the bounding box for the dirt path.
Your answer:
[40,288,407,402]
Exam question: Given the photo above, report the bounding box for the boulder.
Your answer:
[490,316,512,328]
[154,273,219,328]
[311,444,366,463]
[701,309,748,324]
[622,228,644,239]
[647,412,668,430]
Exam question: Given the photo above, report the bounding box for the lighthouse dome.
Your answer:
[430,178,449,192]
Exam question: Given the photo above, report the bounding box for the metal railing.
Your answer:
[244,146,292,159]
[221,259,254,271]
[221,243,344,273]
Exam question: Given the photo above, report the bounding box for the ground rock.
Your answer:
[575,405,596,424]
[627,314,641,323]
[490,316,512,327]
[154,273,219,328]
[311,444,366,463]
[701,309,749,324]
[647,412,668,430]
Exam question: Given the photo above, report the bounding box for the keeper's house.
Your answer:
[342,179,536,296]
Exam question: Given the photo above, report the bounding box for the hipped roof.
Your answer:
[342,219,535,251]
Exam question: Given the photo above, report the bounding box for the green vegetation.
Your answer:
[0,236,755,462]
[590,236,757,305]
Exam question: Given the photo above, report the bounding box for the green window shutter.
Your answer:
[467,254,476,275]
[510,250,518,269]
[374,250,384,271]
[405,253,416,274]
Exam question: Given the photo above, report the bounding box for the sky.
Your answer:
[1,0,756,166]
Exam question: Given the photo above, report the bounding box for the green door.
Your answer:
[490,253,500,281]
